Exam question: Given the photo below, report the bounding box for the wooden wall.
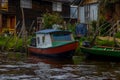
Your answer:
[114,3,120,21]
[0,0,71,33]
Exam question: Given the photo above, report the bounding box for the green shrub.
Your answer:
[90,20,97,32]
[0,36,30,51]
[43,13,63,29]
[96,39,114,46]
[67,23,76,34]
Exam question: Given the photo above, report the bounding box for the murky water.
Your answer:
[0,54,120,80]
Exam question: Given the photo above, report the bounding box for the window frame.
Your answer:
[52,2,62,12]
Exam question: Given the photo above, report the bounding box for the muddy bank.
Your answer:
[0,52,27,64]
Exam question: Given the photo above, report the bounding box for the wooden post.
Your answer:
[97,1,100,36]
[90,1,101,46]
[77,5,80,22]
[21,7,27,53]
[29,20,35,35]
[117,20,120,32]
[0,14,2,33]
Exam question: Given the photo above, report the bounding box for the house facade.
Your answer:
[78,0,98,24]
[0,0,71,34]
[78,0,120,24]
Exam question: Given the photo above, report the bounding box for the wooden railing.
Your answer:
[103,20,120,36]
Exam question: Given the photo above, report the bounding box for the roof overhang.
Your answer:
[42,0,73,3]
[80,0,98,5]
[36,29,71,34]
[0,10,15,15]
[71,0,83,5]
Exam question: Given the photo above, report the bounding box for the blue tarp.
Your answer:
[75,23,87,37]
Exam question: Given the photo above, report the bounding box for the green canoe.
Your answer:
[80,46,120,58]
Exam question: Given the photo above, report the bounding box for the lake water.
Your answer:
[0,54,120,80]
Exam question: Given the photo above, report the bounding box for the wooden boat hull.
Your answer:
[80,46,120,58]
[28,41,79,58]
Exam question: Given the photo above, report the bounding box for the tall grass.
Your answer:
[0,35,31,52]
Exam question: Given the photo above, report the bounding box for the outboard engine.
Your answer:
[82,41,90,47]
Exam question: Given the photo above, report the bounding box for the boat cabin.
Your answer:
[34,29,74,48]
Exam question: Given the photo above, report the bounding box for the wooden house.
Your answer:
[78,0,120,24]
[0,0,72,34]
[77,0,120,36]
[78,0,99,24]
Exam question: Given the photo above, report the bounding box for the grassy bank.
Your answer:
[0,52,27,63]
[0,35,31,52]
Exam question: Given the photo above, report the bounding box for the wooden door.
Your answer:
[9,16,16,33]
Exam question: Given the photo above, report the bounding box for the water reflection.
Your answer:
[27,55,120,80]
[0,54,120,80]
[28,55,74,67]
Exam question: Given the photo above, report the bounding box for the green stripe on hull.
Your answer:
[52,41,74,47]
[81,47,120,58]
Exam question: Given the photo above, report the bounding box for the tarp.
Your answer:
[75,23,87,37]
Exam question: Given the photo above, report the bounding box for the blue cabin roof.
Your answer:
[36,29,71,34]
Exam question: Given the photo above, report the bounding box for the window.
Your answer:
[1,0,8,11]
[70,5,78,19]
[90,4,98,21]
[79,4,98,23]
[37,37,40,45]
[84,5,90,23]
[42,36,45,43]
[52,33,71,41]
[20,0,32,8]
[53,2,62,12]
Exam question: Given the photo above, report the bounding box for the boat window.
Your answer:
[37,37,40,44]
[52,33,72,41]
[42,36,45,43]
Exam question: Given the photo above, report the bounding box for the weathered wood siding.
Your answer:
[0,0,71,33]
[8,0,18,14]
[114,3,120,21]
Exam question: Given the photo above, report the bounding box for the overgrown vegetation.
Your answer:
[42,12,77,35]
[67,23,76,35]
[90,20,97,32]
[0,35,31,52]
[43,13,63,29]
[96,39,115,47]
[115,32,120,38]
[0,11,119,58]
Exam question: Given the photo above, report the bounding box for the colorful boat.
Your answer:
[28,29,79,58]
[80,46,120,58]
